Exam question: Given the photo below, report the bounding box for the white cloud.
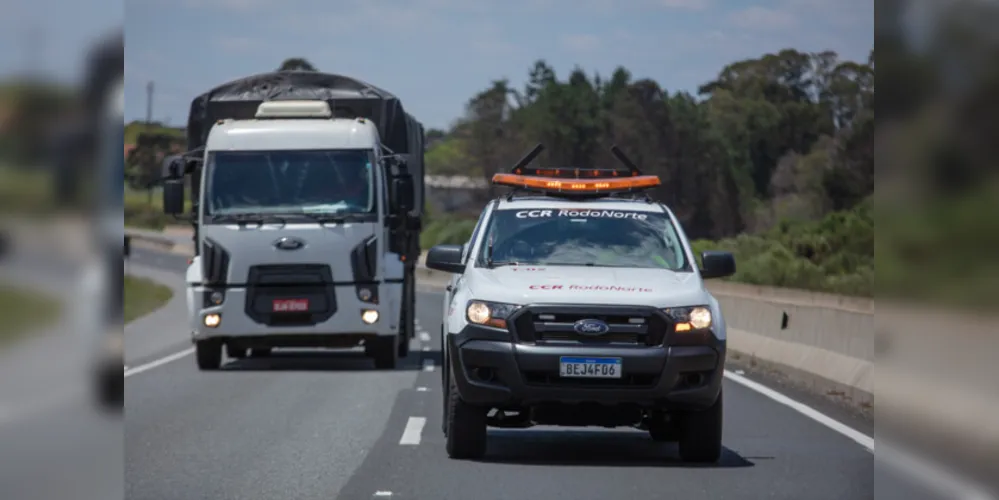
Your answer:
[560,34,601,52]
[727,6,797,30]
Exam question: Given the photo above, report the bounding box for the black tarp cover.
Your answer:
[186,70,424,217]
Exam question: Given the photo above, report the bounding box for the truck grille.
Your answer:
[244,264,337,326]
[510,305,669,346]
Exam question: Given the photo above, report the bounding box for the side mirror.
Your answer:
[393,175,414,213]
[161,155,185,179]
[425,244,465,274]
[162,179,186,215]
[700,250,736,279]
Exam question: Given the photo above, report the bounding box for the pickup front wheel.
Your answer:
[444,367,487,459]
[677,389,723,463]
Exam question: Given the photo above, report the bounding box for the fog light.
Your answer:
[358,287,373,302]
[361,309,379,324]
[210,291,224,305]
[204,313,221,328]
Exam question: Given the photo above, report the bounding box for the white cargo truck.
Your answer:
[161,72,425,371]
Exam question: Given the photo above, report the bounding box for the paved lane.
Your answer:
[124,277,444,500]
[122,249,959,500]
[336,290,876,500]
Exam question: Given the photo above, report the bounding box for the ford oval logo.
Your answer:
[573,319,610,336]
[273,237,305,250]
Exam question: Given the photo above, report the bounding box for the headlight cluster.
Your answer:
[465,300,519,329]
[663,306,713,332]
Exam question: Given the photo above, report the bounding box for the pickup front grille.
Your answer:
[510,305,669,346]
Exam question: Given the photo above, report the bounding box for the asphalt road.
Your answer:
[121,247,950,500]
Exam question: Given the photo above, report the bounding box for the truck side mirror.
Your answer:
[700,250,736,279]
[162,179,186,215]
[393,176,414,213]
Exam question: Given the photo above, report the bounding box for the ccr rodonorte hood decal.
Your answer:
[465,265,708,308]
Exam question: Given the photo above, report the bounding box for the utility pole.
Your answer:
[145,81,154,128]
[145,81,154,203]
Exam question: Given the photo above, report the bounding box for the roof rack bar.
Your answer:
[509,143,545,173]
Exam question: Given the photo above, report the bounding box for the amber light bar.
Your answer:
[492,172,661,193]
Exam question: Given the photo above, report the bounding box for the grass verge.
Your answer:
[125,275,173,324]
[0,284,62,347]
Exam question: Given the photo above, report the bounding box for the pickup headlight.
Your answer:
[664,306,713,332]
[466,300,519,329]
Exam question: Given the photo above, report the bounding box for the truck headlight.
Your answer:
[664,306,712,332]
[466,300,519,329]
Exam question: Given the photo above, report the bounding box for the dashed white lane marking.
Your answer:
[124,348,195,378]
[422,346,430,352]
[416,386,428,392]
[418,331,431,343]
[421,359,435,372]
[374,491,392,497]
[399,416,426,445]
[724,370,995,500]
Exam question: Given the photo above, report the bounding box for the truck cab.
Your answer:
[162,99,416,370]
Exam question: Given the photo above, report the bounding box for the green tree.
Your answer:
[278,58,317,71]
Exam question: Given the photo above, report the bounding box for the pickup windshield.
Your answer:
[204,149,375,216]
[476,208,691,271]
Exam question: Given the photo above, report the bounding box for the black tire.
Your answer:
[195,339,222,370]
[444,368,487,459]
[677,389,723,463]
[249,348,272,357]
[397,335,410,358]
[226,344,246,359]
[398,276,415,358]
[648,417,679,442]
[95,365,123,411]
[370,336,398,370]
[441,335,449,435]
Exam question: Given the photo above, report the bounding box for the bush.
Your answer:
[692,201,873,296]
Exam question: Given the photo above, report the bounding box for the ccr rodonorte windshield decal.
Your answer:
[514,209,651,220]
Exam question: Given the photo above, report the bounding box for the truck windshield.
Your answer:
[477,208,691,271]
[205,149,375,216]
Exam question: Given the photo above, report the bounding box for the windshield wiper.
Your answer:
[488,261,521,268]
[299,212,348,224]
[212,213,287,225]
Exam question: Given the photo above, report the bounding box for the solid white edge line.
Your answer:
[399,416,426,445]
[124,348,195,378]
[723,370,873,449]
[724,370,996,500]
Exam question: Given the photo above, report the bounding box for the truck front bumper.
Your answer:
[190,284,398,345]
[447,324,725,411]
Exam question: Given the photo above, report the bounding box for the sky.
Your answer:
[119,0,872,131]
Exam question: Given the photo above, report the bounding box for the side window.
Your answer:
[461,206,491,263]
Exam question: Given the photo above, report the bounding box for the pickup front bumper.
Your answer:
[446,310,725,411]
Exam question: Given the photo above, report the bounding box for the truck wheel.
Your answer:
[445,368,487,459]
[195,339,222,370]
[226,344,246,359]
[371,336,398,370]
[677,389,723,463]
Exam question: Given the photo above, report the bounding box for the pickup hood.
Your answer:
[464,265,709,308]
[199,223,377,284]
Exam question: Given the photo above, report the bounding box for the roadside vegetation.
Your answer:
[124,275,173,323]
[0,283,62,347]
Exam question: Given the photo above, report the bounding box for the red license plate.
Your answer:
[272,299,309,312]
